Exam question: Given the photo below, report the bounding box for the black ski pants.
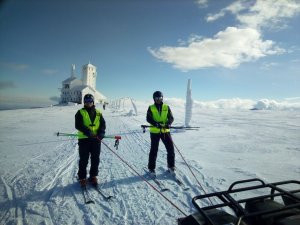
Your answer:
[78,138,101,180]
[148,132,175,170]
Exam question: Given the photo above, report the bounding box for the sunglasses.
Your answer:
[154,97,163,101]
[84,99,94,103]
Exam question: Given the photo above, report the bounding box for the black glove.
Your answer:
[85,130,94,138]
[97,132,105,140]
[155,123,162,129]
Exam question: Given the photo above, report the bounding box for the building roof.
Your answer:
[83,62,96,68]
[69,85,86,91]
[70,85,106,100]
[62,77,78,84]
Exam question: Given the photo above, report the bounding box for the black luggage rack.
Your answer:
[191,178,300,225]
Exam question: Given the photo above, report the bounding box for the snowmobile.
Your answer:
[178,178,300,225]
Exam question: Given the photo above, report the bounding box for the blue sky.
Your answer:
[0,0,300,104]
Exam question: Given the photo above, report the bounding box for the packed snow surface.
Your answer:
[0,101,299,225]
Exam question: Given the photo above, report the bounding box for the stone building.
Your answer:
[60,63,106,104]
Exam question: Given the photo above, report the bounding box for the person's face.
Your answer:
[84,100,94,108]
[154,96,163,104]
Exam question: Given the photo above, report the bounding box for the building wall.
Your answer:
[70,79,82,89]
[82,64,97,90]
[60,79,83,103]
[60,89,82,104]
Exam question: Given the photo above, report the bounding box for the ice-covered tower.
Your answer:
[185,79,193,127]
[82,62,97,90]
[71,64,76,78]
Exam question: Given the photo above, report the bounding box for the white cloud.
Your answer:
[148,27,284,71]
[260,62,279,70]
[206,1,247,22]
[144,97,300,110]
[137,97,300,110]
[207,0,300,29]
[149,0,299,71]
[206,11,226,22]
[284,96,300,102]
[194,98,256,110]
[253,98,300,110]
[195,0,208,8]
[0,62,29,71]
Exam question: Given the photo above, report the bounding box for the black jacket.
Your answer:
[75,105,106,137]
[146,103,174,126]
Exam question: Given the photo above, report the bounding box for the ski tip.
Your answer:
[107,196,114,200]
[85,200,95,204]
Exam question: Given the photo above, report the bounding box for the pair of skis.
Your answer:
[81,168,189,204]
[143,168,169,192]
[168,171,190,191]
[81,184,113,204]
[143,168,189,192]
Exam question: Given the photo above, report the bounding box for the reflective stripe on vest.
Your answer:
[78,108,101,139]
[149,104,170,133]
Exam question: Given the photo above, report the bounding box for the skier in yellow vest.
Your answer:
[147,91,175,176]
[75,94,106,187]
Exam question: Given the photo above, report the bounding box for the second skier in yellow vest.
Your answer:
[146,91,175,176]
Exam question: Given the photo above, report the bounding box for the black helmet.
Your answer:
[153,91,163,99]
[84,94,94,103]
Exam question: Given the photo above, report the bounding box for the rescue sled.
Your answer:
[178,178,300,225]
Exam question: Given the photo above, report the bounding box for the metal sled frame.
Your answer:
[192,179,300,225]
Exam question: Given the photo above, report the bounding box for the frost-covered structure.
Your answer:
[60,63,106,104]
[185,79,193,127]
[110,97,138,116]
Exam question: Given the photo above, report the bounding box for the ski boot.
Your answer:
[168,167,176,175]
[149,169,156,178]
[88,176,98,187]
[79,178,87,187]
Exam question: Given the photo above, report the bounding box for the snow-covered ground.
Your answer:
[0,100,299,225]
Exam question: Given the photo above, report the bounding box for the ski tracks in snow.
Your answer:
[0,109,215,225]
[0,139,81,225]
[99,112,215,223]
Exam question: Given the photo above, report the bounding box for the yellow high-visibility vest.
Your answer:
[78,108,101,139]
[149,104,170,133]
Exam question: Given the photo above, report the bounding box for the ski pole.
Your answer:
[141,125,200,129]
[170,138,213,205]
[17,139,72,146]
[141,125,199,133]
[56,132,121,149]
[56,132,78,137]
[101,141,188,217]
[56,132,121,140]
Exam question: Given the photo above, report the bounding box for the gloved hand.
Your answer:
[85,130,94,138]
[155,123,162,129]
[97,133,105,140]
[164,124,170,129]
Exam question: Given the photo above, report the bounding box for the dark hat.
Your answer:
[153,91,163,99]
[84,94,94,103]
